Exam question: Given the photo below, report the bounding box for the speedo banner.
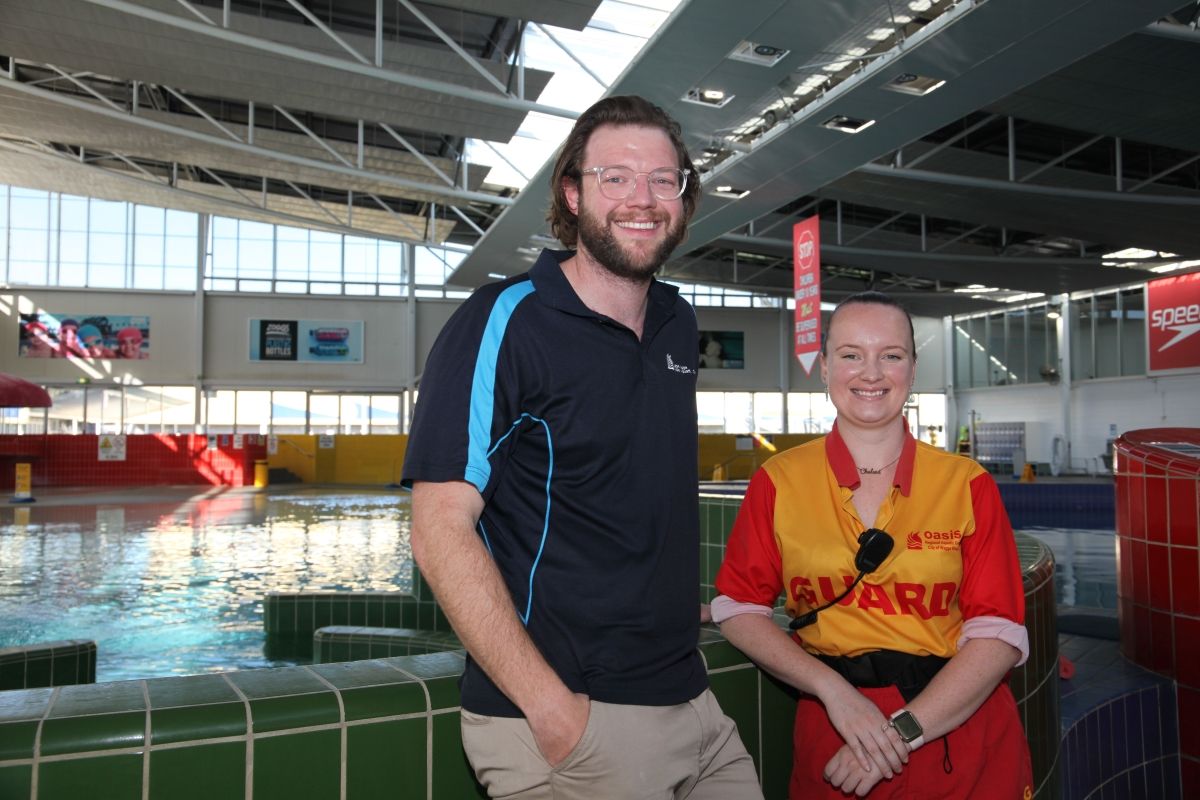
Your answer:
[1146,272,1200,374]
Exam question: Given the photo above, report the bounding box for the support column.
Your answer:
[1056,294,1072,474]
[193,213,208,433]
[942,316,957,452]
[779,305,790,433]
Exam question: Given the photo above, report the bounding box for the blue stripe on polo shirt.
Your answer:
[464,280,536,491]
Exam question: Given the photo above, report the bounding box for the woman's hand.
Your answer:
[824,743,889,796]
[819,681,909,777]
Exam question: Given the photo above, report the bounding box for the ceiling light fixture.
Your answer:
[822,115,875,134]
[884,72,946,96]
[711,186,750,199]
[728,40,790,67]
[683,87,734,108]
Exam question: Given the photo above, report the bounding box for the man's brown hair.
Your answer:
[547,95,699,248]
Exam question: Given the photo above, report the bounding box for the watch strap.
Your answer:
[888,708,925,751]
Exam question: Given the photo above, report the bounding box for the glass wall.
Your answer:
[40,386,199,434]
[0,183,469,298]
[1070,287,1146,380]
[699,390,945,444]
[954,302,1060,388]
[0,185,199,290]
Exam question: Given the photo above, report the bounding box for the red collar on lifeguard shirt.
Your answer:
[825,420,917,497]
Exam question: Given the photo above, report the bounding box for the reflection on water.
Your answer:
[1019,527,1117,611]
[0,488,412,682]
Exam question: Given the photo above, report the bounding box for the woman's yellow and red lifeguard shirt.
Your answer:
[715,423,1026,659]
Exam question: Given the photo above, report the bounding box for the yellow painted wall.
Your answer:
[270,434,407,485]
[333,435,408,485]
[271,435,317,483]
[698,433,822,480]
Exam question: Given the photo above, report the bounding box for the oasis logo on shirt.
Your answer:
[665,354,695,374]
[904,529,963,552]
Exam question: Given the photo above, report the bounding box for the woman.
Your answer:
[712,292,1032,798]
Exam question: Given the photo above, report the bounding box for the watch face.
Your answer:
[891,711,923,742]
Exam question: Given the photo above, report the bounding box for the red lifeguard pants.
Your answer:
[789,683,1033,799]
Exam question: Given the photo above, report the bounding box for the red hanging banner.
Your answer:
[1146,272,1200,374]
[793,216,822,375]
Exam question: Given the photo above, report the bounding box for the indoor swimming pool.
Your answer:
[0,486,1118,684]
[0,488,413,682]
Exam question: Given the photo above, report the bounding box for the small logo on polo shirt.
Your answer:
[666,354,695,374]
[905,529,963,552]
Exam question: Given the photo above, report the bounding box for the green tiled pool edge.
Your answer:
[0,641,96,692]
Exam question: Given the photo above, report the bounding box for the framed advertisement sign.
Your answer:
[249,319,364,363]
[1146,273,1200,374]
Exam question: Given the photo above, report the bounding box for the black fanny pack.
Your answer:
[816,649,949,702]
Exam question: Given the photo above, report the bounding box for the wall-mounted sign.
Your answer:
[1146,273,1200,374]
[98,434,127,461]
[698,331,745,369]
[249,319,364,363]
[793,216,821,375]
[20,313,150,360]
[318,434,336,449]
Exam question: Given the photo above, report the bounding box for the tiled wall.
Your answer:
[699,496,1062,799]
[264,571,450,649]
[1058,635,1181,799]
[0,642,95,692]
[1015,536,1063,800]
[0,634,789,800]
[998,482,1116,530]
[313,627,462,663]
[1113,427,1200,796]
[0,435,267,490]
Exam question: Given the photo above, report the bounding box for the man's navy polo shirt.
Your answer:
[403,248,708,716]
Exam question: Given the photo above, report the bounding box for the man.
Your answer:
[403,96,762,799]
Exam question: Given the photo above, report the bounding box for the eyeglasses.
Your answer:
[580,166,690,201]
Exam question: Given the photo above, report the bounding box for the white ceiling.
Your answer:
[1,0,1198,314]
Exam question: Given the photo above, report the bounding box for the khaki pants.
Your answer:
[460,688,763,800]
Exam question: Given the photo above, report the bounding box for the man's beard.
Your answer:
[576,201,685,281]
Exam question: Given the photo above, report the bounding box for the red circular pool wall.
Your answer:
[1114,427,1200,793]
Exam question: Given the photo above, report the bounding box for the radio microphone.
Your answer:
[789,528,894,630]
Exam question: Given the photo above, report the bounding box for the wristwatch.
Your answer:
[888,708,925,750]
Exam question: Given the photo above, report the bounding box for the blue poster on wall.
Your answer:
[248,319,364,363]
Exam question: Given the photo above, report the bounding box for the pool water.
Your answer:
[0,490,1116,684]
[1019,526,1118,612]
[0,488,413,683]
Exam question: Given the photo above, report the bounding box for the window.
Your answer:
[369,395,401,434]
[954,301,1064,388]
[271,391,308,434]
[0,185,198,290]
[787,392,837,434]
[204,216,412,295]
